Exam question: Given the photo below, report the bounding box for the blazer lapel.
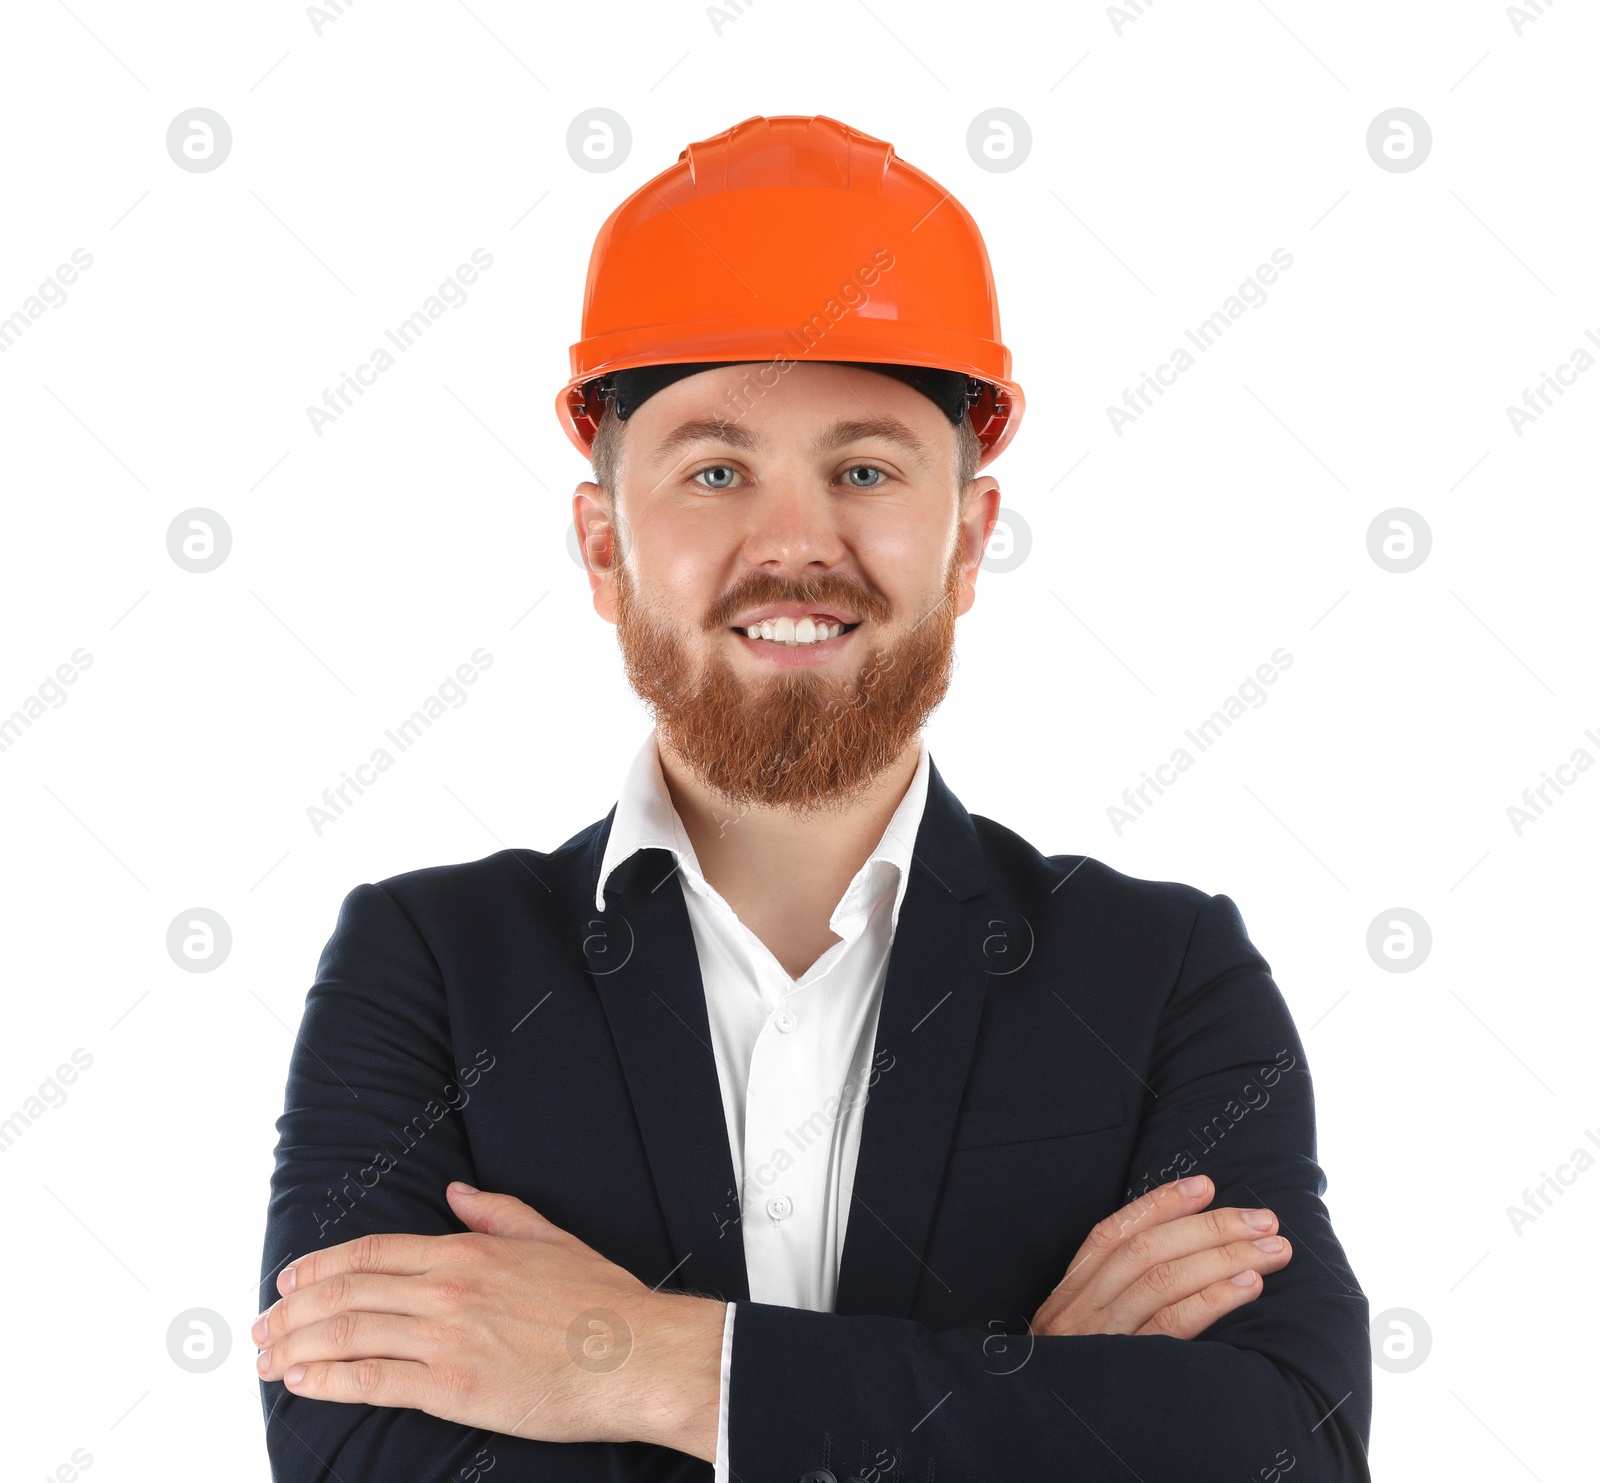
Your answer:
[586,841,751,1305]
[834,759,993,1320]
[581,755,993,1320]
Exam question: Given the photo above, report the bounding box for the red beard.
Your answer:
[614,553,960,814]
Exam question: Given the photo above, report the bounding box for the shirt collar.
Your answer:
[594,728,931,936]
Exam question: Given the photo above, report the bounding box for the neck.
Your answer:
[655,731,922,978]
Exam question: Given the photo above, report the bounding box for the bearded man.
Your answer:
[256,116,1371,1483]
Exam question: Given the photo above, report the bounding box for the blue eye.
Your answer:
[693,465,739,489]
[844,465,887,487]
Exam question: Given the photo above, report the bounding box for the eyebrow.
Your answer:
[645,414,935,468]
[648,418,761,464]
[810,416,934,466]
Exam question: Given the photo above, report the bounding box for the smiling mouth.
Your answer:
[733,616,861,647]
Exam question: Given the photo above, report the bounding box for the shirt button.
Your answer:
[775,1007,798,1033]
[766,1194,792,1221]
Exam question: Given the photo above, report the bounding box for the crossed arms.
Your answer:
[257,883,1372,1481]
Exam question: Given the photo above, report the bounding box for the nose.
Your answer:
[739,468,848,576]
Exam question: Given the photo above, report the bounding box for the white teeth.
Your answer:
[742,617,850,645]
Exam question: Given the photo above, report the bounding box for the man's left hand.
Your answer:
[252,1182,725,1461]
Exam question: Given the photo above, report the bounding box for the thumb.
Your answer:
[446,1181,580,1245]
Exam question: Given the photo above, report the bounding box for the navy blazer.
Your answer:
[259,758,1372,1481]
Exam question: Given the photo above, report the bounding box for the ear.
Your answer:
[573,483,622,624]
[956,476,1002,617]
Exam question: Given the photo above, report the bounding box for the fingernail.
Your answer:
[1252,1235,1284,1253]
[451,1181,477,1195]
[279,1265,297,1294]
[256,1347,272,1373]
[1177,1176,1208,1196]
[251,1315,269,1346]
[1231,1270,1257,1287]
[1241,1208,1274,1231]
[284,1365,306,1387]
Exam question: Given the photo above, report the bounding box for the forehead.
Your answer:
[625,363,951,472]
[642,413,939,470]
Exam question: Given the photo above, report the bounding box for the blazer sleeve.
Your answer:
[258,881,709,1483]
[725,891,1373,1482]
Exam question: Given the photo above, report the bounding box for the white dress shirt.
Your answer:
[594,728,931,1481]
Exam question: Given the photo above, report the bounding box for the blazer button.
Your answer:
[798,1472,837,1483]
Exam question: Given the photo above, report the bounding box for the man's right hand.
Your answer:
[1030,1175,1293,1340]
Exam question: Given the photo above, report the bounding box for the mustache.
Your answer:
[701,570,894,632]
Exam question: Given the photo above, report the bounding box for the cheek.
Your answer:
[631,528,734,622]
[856,521,952,608]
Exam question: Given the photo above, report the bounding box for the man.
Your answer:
[257,114,1371,1481]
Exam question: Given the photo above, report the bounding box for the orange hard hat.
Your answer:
[555,113,1024,470]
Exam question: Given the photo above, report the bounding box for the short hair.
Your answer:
[589,399,984,507]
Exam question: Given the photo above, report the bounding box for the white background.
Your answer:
[1,0,1595,1477]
